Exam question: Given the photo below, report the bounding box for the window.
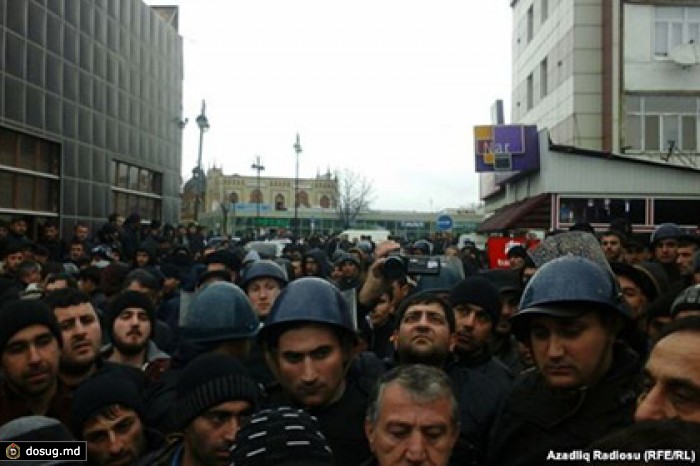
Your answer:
[654,199,700,226]
[275,193,285,211]
[320,195,331,209]
[526,73,534,110]
[541,0,548,24]
[228,191,239,204]
[654,6,700,56]
[0,128,60,214]
[527,5,534,43]
[624,95,698,152]
[559,197,646,225]
[250,189,263,204]
[540,58,548,98]
[110,160,162,219]
[296,191,310,208]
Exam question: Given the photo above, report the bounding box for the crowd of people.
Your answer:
[0,212,699,466]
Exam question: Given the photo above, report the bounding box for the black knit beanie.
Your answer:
[0,300,62,355]
[449,276,502,324]
[230,406,333,466]
[105,290,155,337]
[71,372,144,436]
[175,353,260,430]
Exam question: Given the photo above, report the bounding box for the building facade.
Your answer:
[478,1,700,233]
[0,0,183,237]
[184,168,484,239]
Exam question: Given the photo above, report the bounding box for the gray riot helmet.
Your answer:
[240,260,288,291]
[510,256,627,342]
[259,277,355,347]
[671,284,700,318]
[180,281,260,343]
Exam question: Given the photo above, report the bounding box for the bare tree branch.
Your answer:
[333,168,375,229]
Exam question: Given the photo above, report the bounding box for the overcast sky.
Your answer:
[145,0,513,211]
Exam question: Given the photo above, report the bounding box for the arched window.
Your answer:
[275,194,285,210]
[250,189,263,203]
[228,192,239,204]
[296,190,310,208]
[320,195,330,209]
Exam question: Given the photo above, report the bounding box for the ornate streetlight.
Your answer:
[293,133,302,237]
[251,155,265,233]
[193,100,210,222]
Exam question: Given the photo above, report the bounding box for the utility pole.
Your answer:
[293,133,302,238]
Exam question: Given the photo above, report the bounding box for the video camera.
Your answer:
[382,253,442,280]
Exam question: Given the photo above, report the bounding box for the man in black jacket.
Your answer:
[260,278,385,466]
[487,256,642,466]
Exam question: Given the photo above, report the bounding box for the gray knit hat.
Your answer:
[230,406,333,466]
[0,416,75,466]
[175,353,260,430]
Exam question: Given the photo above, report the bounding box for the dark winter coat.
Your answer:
[486,343,642,466]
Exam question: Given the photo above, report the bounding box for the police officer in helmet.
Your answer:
[486,256,642,466]
[260,277,384,466]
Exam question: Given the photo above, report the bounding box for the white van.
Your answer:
[341,229,390,243]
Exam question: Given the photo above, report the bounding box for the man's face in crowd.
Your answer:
[365,382,458,466]
[655,239,679,264]
[601,235,623,262]
[394,302,454,366]
[269,324,347,408]
[529,312,615,389]
[43,225,59,241]
[508,255,525,270]
[617,275,647,321]
[184,400,253,466]
[635,331,700,423]
[4,251,24,273]
[112,308,150,356]
[246,278,281,318]
[340,261,359,279]
[82,405,146,466]
[495,292,519,335]
[134,251,150,268]
[453,303,493,357]
[370,292,393,327]
[677,245,698,276]
[75,225,90,242]
[54,302,102,372]
[2,325,60,397]
[303,258,319,276]
[69,244,86,261]
[11,220,27,236]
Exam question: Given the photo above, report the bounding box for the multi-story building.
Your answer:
[0,0,183,238]
[478,0,700,234]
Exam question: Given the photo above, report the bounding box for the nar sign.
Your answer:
[474,125,540,173]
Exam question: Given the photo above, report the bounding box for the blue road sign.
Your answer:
[436,214,453,231]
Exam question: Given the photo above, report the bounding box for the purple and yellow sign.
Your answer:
[474,125,539,173]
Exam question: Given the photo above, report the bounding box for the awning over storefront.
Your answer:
[477,193,551,233]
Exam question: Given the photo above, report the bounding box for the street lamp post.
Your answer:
[251,155,265,236]
[193,100,210,222]
[293,133,302,237]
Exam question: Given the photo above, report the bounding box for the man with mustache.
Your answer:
[44,288,106,390]
[391,291,506,465]
[0,299,71,425]
[144,353,260,466]
[102,290,170,380]
[72,373,161,466]
[487,256,642,466]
